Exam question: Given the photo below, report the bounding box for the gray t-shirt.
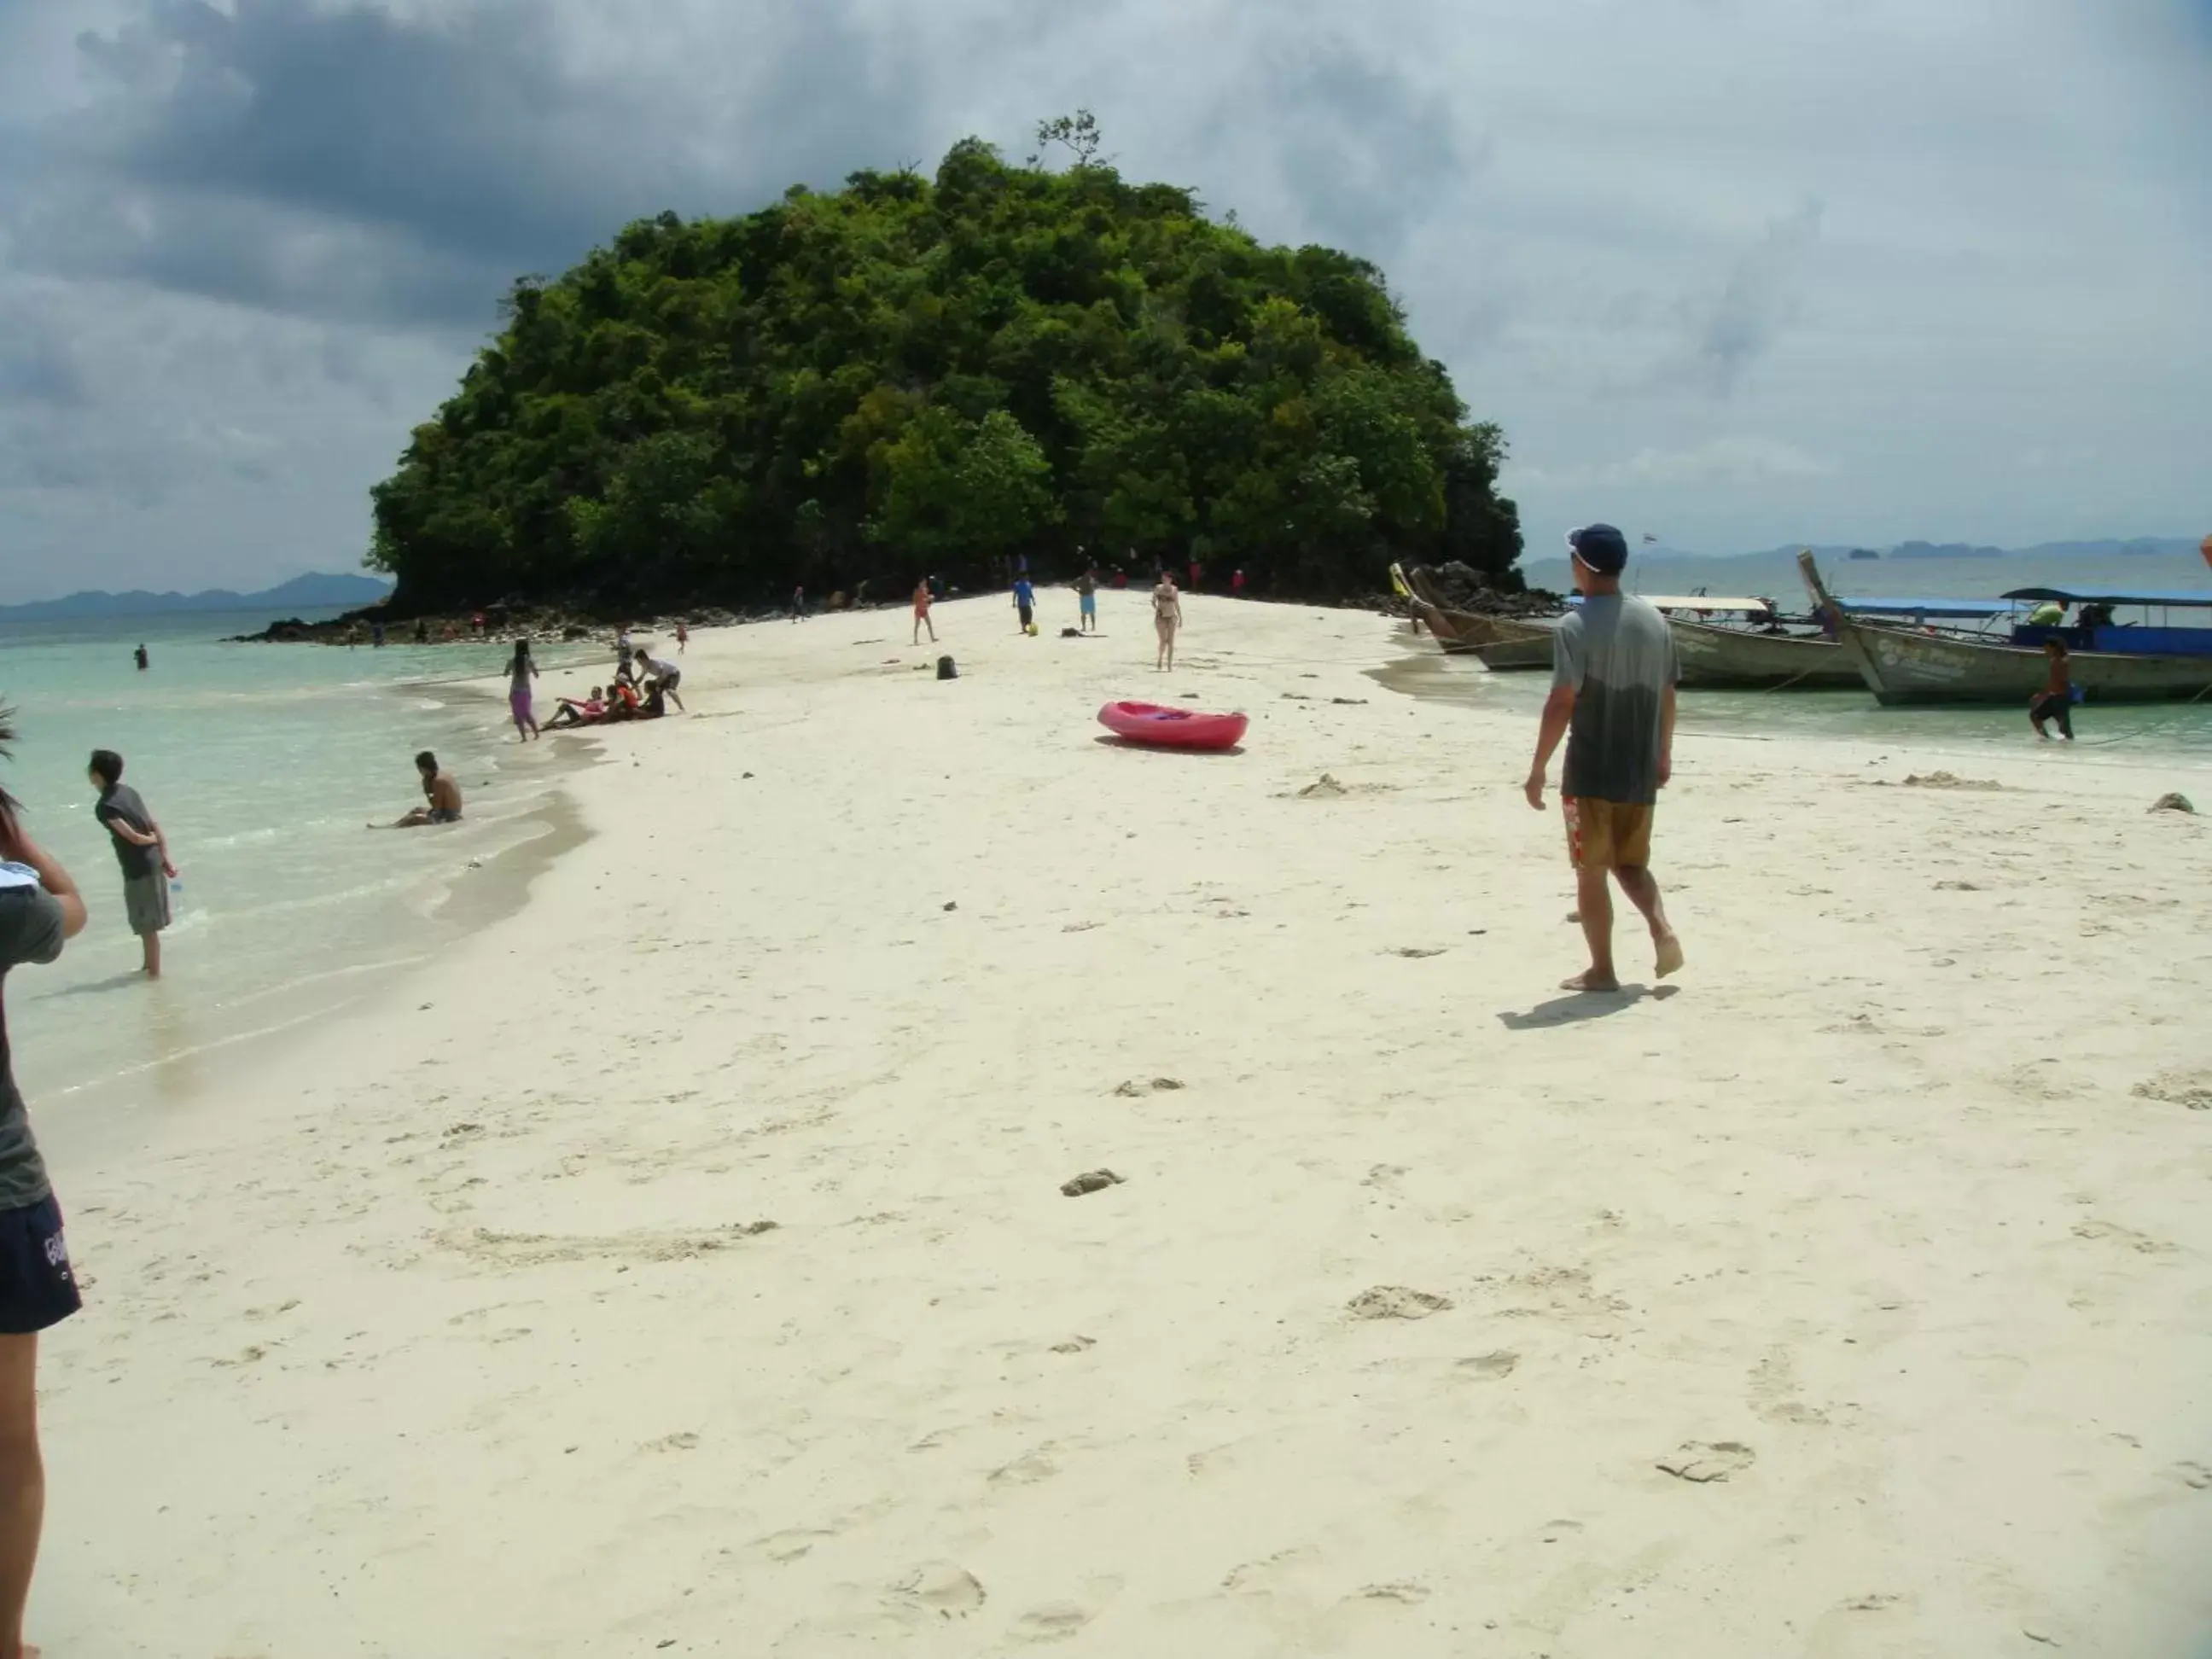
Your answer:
[1551,595,1678,806]
[0,885,67,1209]
[96,783,157,880]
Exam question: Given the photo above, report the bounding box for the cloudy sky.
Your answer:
[1,0,2207,602]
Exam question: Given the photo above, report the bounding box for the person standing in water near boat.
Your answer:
[0,713,91,1659]
[507,639,540,742]
[1152,573,1182,671]
[1524,524,1685,993]
[88,749,176,980]
[2030,638,2075,742]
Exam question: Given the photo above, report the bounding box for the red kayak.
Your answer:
[1097,701,1249,749]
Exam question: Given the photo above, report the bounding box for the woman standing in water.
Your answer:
[1152,572,1183,671]
[508,639,540,742]
[0,708,90,1659]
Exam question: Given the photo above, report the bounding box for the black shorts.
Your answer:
[1018,603,1034,626]
[657,670,681,691]
[0,1194,80,1335]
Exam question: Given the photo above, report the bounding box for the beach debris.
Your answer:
[1050,1336,1096,1353]
[644,1431,701,1452]
[742,771,753,778]
[1150,1077,1185,1091]
[1845,1595,1900,1612]
[936,655,958,679]
[1656,1441,1756,1483]
[1934,879,1982,891]
[942,900,958,911]
[1347,1285,1453,1321]
[2150,792,2194,813]
[1391,946,1447,959]
[1330,696,1368,706]
[1062,921,1100,933]
[1115,1076,1184,1097]
[1060,1169,1125,1196]
[1279,691,1312,701]
[1297,773,1348,798]
[1903,771,2002,790]
[2023,1628,2059,1647]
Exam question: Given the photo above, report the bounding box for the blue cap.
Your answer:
[1567,523,1630,575]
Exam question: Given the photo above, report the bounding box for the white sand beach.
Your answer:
[33,590,2212,1656]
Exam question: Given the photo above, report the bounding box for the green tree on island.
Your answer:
[367,119,1522,611]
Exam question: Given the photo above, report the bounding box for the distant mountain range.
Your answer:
[1522,536,2210,602]
[0,573,393,622]
[1675,536,2200,565]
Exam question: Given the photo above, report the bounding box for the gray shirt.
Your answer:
[96,783,158,880]
[0,886,67,1209]
[1551,595,1678,806]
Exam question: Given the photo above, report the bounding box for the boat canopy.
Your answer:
[1836,596,2009,619]
[2000,587,2212,609]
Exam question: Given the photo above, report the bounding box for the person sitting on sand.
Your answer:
[603,679,642,723]
[2030,638,2075,742]
[1152,573,1183,671]
[913,579,936,644]
[632,648,684,711]
[381,751,463,828]
[638,678,669,719]
[1524,524,1685,993]
[546,689,607,731]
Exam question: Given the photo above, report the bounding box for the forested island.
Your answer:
[367,120,1522,615]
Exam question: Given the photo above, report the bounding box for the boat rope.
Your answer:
[2065,680,2212,748]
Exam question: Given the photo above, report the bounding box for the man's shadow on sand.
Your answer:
[1498,983,1679,1030]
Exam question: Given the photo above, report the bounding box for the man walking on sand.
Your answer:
[88,749,176,980]
[1524,524,1684,992]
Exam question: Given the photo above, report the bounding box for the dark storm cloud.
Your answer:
[29,0,930,328]
[1671,199,1823,394]
[1253,38,1479,259]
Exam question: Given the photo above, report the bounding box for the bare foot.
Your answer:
[1560,970,1621,993]
[1654,932,1685,978]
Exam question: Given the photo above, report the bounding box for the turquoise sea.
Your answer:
[0,612,613,1121]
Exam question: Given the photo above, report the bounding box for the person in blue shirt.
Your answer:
[1012,576,1035,633]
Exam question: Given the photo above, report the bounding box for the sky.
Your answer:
[0,0,2207,602]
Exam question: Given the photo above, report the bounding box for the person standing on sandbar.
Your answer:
[88,749,176,980]
[1,715,91,1659]
[1151,572,1182,671]
[1524,524,1684,992]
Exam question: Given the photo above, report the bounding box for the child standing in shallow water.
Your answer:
[508,639,540,742]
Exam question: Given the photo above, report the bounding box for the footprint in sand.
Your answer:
[2132,1072,2212,1111]
[1456,1351,1519,1380]
[1656,1441,1755,1483]
[1347,1286,1453,1320]
[2071,1220,2176,1255]
[889,1562,987,1618]
[1010,1602,1093,1643]
[988,1447,1060,1486]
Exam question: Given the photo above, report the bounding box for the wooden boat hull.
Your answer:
[1396,564,1558,670]
[1835,618,2212,705]
[1668,618,1860,690]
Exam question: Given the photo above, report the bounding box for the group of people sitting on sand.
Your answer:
[545,649,685,731]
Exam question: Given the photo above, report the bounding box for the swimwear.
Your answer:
[428,807,461,825]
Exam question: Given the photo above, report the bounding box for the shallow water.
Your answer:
[0,612,619,1114]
